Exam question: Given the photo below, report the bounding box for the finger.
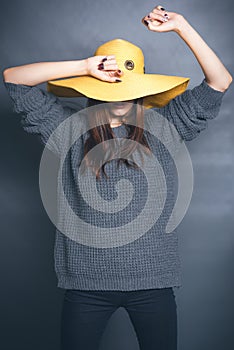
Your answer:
[116,69,124,77]
[105,64,119,71]
[97,55,116,65]
[103,59,118,67]
[147,12,168,22]
[98,63,119,71]
[101,74,122,83]
[99,55,115,61]
[154,5,166,11]
[105,69,124,77]
[111,77,122,83]
[113,69,124,77]
[142,17,150,27]
[147,20,171,32]
[98,57,119,70]
[105,69,123,81]
[151,9,170,18]
[100,58,124,73]
[153,5,170,18]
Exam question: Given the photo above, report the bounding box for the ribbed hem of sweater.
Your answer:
[56,272,182,291]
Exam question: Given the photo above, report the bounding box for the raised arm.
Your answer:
[142,5,233,92]
[2,60,88,86]
[2,56,123,86]
[2,51,124,156]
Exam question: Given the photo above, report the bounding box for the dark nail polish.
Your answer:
[144,20,149,26]
[102,57,107,62]
[147,15,151,18]
[118,70,122,73]
[164,13,168,16]
[115,79,122,82]
[98,63,104,70]
[161,7,165,11]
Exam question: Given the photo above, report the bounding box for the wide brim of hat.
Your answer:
[47,72,190,108]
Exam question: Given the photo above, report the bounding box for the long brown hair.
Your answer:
[80,98,153,180]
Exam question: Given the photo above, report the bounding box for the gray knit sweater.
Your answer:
[4,79,225,291]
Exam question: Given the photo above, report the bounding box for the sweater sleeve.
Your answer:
[4,81,80,154]
[153,79,226,141]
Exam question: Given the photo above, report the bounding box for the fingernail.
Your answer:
[160,7,165,11]
[164,13,168,17]
[98,63,104,70]
[102,57,107,62]
[115,79,122,82]
[144,20,149,26]
[147,15,151,18]
[118,70,122,73]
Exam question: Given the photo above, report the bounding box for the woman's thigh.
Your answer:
[123,287,177,350]
[61,289,119,350]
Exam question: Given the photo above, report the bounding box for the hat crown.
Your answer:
[94,38,145,74]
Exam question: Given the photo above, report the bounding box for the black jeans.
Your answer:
[61,287,177,350]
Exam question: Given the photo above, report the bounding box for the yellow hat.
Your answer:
[47,38,190,108]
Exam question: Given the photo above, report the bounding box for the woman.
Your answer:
[3,4,232,350]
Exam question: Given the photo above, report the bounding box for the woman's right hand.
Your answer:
[86,55,123,83]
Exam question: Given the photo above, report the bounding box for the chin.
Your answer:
[110,109,129,116]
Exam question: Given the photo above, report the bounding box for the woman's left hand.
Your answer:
[142,5,184,33]
[142,4,232,92]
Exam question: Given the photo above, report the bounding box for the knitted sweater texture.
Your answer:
[4,79,225,291]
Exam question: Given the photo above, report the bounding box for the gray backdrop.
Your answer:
[1,0,233,349]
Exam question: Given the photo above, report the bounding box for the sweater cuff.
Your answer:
[4,81,59,115]
[4,81,34,99]
[191,79,226,109]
